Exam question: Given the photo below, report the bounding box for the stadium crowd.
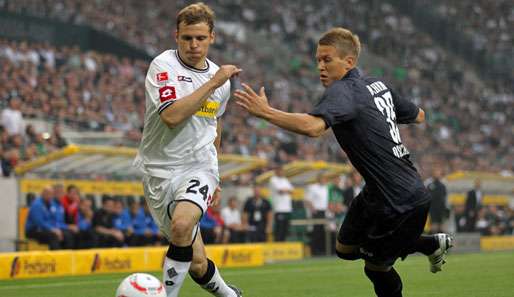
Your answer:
[2,1,513,249]
[418,0,513,81]
[24,184,167,250]
[1,1,512,177]
[24,175,514,250]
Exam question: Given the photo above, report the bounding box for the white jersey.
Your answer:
[133,50,230,179]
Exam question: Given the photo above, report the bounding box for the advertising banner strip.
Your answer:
[480,236,514,251]
[0,243,294,280]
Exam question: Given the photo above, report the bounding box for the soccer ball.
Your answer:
[116,273,166,297]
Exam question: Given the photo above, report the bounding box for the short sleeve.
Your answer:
[216,80,231,118]
[391,89,419,124]
[308,82,356,127]
[145,60,184,114]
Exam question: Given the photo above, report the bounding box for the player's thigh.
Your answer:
[170,201,203,236]
[337,193,368,246]
[142,175,174,240]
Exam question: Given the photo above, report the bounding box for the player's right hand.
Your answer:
[211,65,242,88]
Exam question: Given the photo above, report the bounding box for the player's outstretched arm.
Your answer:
[160,65,242,128]
[234,83,326,137]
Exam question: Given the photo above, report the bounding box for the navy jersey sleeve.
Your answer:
[308,82,356,127]
[391,89,419,124]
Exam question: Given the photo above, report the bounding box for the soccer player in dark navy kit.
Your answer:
[235,27,452,297]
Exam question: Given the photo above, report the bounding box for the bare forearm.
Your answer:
[161,81,217,128]
[260,107,325,137]
[414,108,425,124]
[214,119,222,154]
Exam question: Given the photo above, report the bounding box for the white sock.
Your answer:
[163,257,191,297]
[194,259,238,297]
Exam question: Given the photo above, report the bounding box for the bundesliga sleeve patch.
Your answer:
[156,72,169,82]
[159,86,176,103]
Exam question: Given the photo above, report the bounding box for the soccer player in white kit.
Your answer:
[133,3,242,297]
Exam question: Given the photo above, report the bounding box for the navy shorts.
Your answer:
[337,191,430,266]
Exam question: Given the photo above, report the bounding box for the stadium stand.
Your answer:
[0,1,513,249]
[1,0,512,175]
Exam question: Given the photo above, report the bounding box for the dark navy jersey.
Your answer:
[309,68,429,214]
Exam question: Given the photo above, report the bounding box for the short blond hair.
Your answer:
[318,27,361,61]
[176,2,215,32]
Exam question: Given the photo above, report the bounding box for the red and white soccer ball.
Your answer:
[116,273,166,297]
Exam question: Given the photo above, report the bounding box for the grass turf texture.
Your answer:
[0,251,512,297]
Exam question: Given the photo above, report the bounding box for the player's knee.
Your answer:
[336,250,361,261]
[170,217,194,241]
[335,242,361,261]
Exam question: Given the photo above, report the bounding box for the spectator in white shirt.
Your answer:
[269,166,294,241]
[221,196,245,243]
[1,98,25,136]
[304,174,330,255]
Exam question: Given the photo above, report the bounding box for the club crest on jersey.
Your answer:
[156,72,169,82]
[159,86,176,102]
[177,76,192,83]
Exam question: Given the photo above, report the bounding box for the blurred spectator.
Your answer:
[465,179,483,232]
[476,205,511,236]
[59,184,81,224]
[76,198,96,248]
[327,175,346,254]
[425,167,448,233]
[269,166,293,241]
[209,203,229,244]
[51,124,67,148]
[112,198,131,244]
[1,98,25,136]
[92,196,124,247]
[243,185,272,242]
[304,174,330,256]
[131,201,162,246]
[200,208,223,245]
[453,204,468,232]
[1,146,18,177]
[221,196,245,243]
[25,186,75,249]
[343,171,364,207]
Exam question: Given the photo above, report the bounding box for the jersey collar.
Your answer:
[175,50,210,73]
[342,68,360,80]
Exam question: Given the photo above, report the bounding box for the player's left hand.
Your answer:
[234,83,270,118]
[210,186,222,207]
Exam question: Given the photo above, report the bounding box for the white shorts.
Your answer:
[142,167,219,241]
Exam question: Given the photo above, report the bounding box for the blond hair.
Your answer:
[176,2,215,32]
[318,27,361,61]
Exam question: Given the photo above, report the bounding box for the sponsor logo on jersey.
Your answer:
[156,72,169,82]
[195,100,220,118]
[177,75,192,82]
[159,86,177,103]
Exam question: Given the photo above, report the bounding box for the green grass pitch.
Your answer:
[1,251,513,297]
